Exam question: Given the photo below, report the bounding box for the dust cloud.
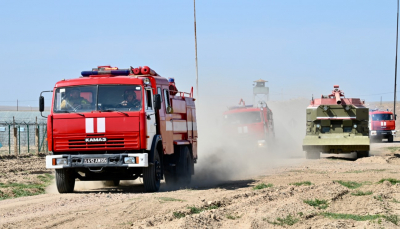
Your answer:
[192,96,311,187]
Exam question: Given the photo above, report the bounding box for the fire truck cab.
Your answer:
[40,66,197,193]
[369,109,396,142]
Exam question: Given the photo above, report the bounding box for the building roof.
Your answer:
[254,79,268,83]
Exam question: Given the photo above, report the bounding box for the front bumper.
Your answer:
[370,130,396,136]
[46,153,148,169]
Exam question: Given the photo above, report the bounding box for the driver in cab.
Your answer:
[120,89,141,110]
[61,88,90,110]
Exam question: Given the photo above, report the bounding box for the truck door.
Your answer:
[158,87,174,155]
[145,88,156,150]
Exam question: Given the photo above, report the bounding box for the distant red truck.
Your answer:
[369,110,396,142]
[222,99,274,148]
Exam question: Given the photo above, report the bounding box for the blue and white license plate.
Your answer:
[84,158,107,164]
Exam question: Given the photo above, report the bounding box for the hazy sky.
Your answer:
[0,0,398,107]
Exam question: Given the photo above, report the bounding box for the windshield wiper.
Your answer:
[59,110,85,117]
[103,109,128,116]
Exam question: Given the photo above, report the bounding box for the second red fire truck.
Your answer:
[222,99,274,148]
[369,109,396,142]
[40,66,197,193]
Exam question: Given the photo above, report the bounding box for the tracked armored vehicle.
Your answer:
[302,85,370,159]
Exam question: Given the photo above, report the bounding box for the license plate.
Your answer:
[84,158,107,164]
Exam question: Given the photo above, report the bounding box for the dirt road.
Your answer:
[0,143,400,229]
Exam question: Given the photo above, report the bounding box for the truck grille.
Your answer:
[53,133,140,151]
[68,138,125,149]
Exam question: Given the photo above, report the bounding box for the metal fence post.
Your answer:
[13,117,17,156]
[18,125,21,155]
[8,124,10,155]
[35,117,39,155]
[37,125,40,153]
[27,124,29,153]
[44,125,48,153]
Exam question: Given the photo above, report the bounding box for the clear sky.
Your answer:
[0,0,398,108]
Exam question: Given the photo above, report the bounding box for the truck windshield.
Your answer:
[224,111,262,125]
[371,114,393,121]
[53,85,143,113]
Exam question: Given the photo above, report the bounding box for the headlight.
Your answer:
[257,140,266,147]
[353,124,357,128]
[56,158,68,165]
[323,106,329,111]
[316,124,321,128]
[143,78,150,85]
[124,157,138,164]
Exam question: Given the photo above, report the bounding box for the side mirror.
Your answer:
[154,94,161,110]
[39,96,45,112]
[396,114,397,120]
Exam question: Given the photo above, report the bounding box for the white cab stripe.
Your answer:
[187,121,193,131]
[166,121,173,131]
[173,121,187,132]
[86,118,94,133]
[97,118,105,133]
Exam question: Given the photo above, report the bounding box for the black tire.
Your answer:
[357,151,369,158]
[143,149,161,192]
[164,171,178,186]
[55,169,75,193]
[305,151,320,159]
[104,180,120,186]
[165,146,193,187]
[388,135,394,142]
[176,146,192,185]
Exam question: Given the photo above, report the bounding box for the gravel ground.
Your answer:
[0,142,399,228]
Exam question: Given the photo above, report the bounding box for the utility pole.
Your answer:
[194,0,199,98]
[17,99,18,111]
[394,0,399,117]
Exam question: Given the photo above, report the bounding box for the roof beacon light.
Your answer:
[81,68,130,77]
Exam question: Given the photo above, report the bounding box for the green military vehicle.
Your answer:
[302,85,370,159]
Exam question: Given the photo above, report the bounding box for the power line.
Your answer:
[194,0,199,99]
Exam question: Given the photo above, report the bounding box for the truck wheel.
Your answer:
[388,135,394,142]
[164,172,177,186]
[165,146,193,187]
[55,169,75,193]
[357,151,369,158]
[177,146,192,185]
[305,151,320,159]
[143,149,161,192]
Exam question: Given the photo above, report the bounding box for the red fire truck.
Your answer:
[222,99,274,148]
[39,66,198,193]
[369,109,396,142]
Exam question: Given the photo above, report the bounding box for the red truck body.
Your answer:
[42,66,197,192]
[222,100,274,147]
[369,110,396,142]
